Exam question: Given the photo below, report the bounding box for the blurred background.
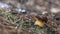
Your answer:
[0,0,60,34]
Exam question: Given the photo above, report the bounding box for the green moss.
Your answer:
[34,28,47,34]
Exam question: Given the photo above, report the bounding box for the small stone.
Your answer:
[16,8,26,13]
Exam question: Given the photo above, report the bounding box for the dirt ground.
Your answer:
[0,0,60,34]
